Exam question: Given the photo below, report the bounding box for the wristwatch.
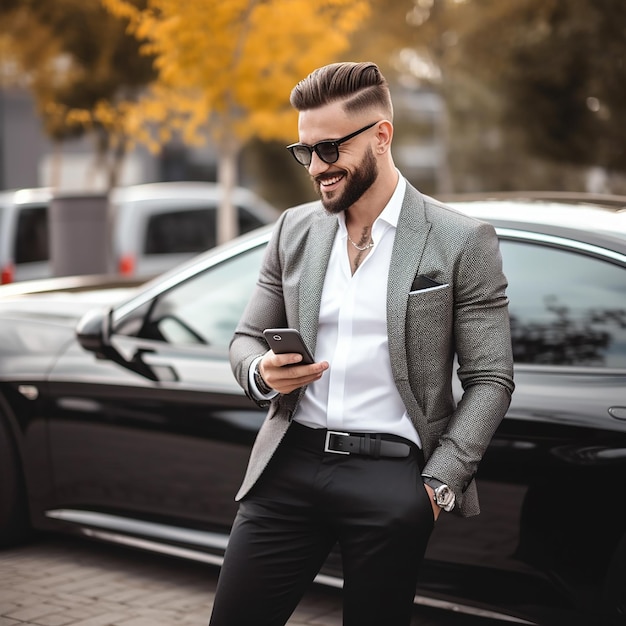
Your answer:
[253,362,273,396]
[423,476,456,512]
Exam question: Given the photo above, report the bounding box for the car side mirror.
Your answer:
[76,307,113,357]
[76,306,160,381]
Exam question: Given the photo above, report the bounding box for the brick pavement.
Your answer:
[0,535,344,626]
[0,534,500,626]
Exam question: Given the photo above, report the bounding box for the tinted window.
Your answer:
[144,208,217,254]
[15,206,48,264]
[144,206,266,256]
[500,239,626,368]
[238,207,265,235]
[135,244,266,347]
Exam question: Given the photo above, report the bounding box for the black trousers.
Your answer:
[208,422,435,626]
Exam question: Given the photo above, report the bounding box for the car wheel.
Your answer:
[0,416,30,546]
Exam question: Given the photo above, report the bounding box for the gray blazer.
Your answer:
[230,182,514,516]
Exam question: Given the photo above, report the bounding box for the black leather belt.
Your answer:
[324,431,411,458]
[288,422,413,459]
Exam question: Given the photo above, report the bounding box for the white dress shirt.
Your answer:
[292,175,421,447]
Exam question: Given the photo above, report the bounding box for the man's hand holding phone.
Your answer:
[260,328,329,395]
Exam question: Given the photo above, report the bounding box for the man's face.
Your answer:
[296,102,380,215]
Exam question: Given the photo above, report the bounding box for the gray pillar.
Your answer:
[49,192,114,277]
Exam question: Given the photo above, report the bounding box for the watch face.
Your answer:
[435,485,449,503]
[435,485,455,510]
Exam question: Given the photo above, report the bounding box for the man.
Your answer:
[209,61,514,626]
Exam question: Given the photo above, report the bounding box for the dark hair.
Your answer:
[290,62,393,120]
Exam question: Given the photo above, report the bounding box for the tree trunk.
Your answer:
[216,143,240,245]
[107,136,127,190]
[86,129,109,190]
[50,142,63,189]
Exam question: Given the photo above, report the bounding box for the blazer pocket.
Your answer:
[408,283,449,295]
[407,282,451,302]
[406,283,453,336]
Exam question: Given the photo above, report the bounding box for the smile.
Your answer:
[318,174,344,188]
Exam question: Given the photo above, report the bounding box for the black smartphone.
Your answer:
[263,328,315,365]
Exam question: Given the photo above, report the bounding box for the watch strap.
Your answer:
[422,476,444,490]
[253,362,273,395]
[422,475,455,511]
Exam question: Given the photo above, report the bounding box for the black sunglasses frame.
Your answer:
[286,121,379,167]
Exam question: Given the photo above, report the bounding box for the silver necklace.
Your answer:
[347,234,374,251]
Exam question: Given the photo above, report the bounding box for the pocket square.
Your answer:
[410,275,443,291]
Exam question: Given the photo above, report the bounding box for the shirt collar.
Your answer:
[338,170,406,234]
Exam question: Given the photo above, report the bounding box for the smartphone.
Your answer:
[263,328,315,365]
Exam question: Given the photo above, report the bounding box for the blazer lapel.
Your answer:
[387,185,431,385]
[298,210,338,355]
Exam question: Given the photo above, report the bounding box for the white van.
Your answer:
[0,182,279,284]
[0,187,53,284]
[110,182,279,278]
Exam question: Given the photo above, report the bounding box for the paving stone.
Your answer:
[0,536,469,626]
[0,606,20,618]
[66,614,128,626]
[4,604,65,622]
[115,618,172,626]
[33,613,82,626]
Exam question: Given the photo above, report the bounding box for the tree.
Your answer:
[0,0,155,189]
[490,0,626,174]
[405,0,626,188]
[101,0,369,243]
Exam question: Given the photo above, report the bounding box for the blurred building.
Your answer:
[0,87,223,193]
[0,84,448,196]
[391,85,450,195]
[0,86,156,191]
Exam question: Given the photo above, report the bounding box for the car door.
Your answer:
[45,242,267,541]
[422,231,626,622]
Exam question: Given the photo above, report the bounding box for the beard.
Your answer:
[315,147,378,215]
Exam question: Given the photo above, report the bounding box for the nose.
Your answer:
[307,151,330,177]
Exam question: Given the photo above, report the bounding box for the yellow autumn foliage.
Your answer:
[99,0,370,151]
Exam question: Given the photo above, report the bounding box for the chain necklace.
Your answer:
[347,234,374,251]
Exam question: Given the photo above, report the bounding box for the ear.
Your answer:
[375,120,393,154]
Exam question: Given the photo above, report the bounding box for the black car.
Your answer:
[1,193,625,626]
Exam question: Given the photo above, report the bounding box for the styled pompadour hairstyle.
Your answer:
[290,62,393,120]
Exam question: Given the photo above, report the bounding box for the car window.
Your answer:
[143,207,267,256]
[15,206,48,264]
[134,243,266,347]
[144,208,218,254]
[500,239,626,368]
[238,206,266,235]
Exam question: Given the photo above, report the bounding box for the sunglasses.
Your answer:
[286,121,379,167]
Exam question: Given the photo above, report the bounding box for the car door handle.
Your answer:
[609,407,626,421]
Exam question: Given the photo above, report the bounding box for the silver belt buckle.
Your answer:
[324,430,350,455]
